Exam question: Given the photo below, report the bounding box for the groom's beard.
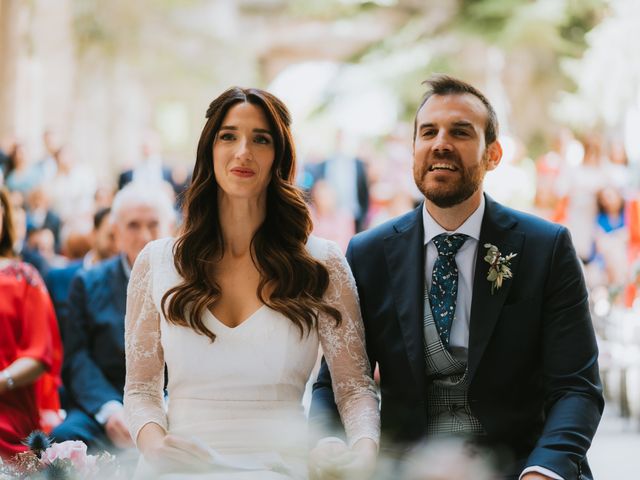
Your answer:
[414,150,487,208]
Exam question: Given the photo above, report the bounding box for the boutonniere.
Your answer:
[484,243,517,294]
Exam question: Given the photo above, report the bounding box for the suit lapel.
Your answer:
[383,206,426,389]
[110,257,129,317]
[467,195,524,383]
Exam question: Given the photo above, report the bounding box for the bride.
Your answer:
[123,87,380,479]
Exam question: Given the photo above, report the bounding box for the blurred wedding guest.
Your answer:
[94,182,116,211]
[556,133,610,262]
[0,187,63,458]
[627,193,640,264]
[13,206,49,276]
[0,136,14,178]
[46,146,96,223]
[383,124,421,204]
[368,189,416,228]
[594,186,628,287]
[85,207,118,267]
[534,129,581,223]
[118,131,177,192]
[309,129,370,232]
[310,179,355,252]
[168,163,192,211]
[45,208,117,341]
[596,186,626,234]
[607,137,631,193]
[60,228,93,262]
[24,227,66,270]
[623,261,640,308]
[483,135,535,211]
[5,143,44,195]
[10,203,27,253]
[26,187,62,252]
[52,184,174,452]
[37,129,62,181]
[532,159,564,223]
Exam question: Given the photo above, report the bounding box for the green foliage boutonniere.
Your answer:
[484,243,517,294]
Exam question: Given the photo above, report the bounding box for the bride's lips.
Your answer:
[230,167,255,178]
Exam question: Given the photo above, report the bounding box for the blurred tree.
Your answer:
[298,0,607,155]
[0,0,615,174]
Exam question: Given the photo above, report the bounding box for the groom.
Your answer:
[310,75,603,479]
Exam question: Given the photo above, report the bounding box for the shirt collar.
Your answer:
[423,194,485,245]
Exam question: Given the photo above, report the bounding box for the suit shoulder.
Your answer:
[81,256,121,284]
[507,207,566,238]
[351,207,420,249]
[45,261,82,282]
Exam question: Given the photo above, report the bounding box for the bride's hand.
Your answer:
[310,438,377,480]
[143,434,213,473]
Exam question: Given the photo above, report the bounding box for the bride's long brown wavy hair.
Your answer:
[161,87,341,341]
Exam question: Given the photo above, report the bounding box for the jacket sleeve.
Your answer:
[63,271,123,415]
[525,227,604,478]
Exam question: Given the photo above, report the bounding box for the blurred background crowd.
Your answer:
[1,0,640,478]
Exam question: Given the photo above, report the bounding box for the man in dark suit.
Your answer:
[26,187,62,252]
[310,76,603,480]
[117,132,184,196]
[45,207,116,343]
[307,130,370,232]
[52,184,174,451]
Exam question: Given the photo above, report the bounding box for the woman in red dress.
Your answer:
[0,187,62,459]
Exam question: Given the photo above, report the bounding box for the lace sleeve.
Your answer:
[123,244,168,443]
[317,241,380,447]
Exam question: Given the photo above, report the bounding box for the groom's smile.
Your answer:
[413,93,501,209]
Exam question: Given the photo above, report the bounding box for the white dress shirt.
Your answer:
[423,196,484,349]
[422,196,562,480]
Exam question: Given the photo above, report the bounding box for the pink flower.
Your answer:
[41,440,98,474]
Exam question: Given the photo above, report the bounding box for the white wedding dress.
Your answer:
[123,236,380,479]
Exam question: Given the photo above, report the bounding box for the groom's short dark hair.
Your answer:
[413,75,499,146]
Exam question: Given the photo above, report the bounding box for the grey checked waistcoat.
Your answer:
[423,289,485,436]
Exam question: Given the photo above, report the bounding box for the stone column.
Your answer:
[0,0,25,138]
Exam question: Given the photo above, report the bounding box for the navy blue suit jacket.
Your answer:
[311,195,603,479]
[310,158,369,227]
[45,260,84,338]
[62,256,128,416]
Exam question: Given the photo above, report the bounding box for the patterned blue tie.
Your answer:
[429,233,468,348]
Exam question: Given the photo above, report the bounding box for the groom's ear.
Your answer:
[484,140,502,171]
